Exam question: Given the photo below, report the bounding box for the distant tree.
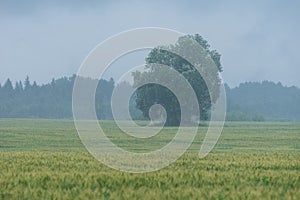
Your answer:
[32,81,38,88]
[133,34,222,126]
[24,76,31,90]
[15,81,24,93]
[95,78,115,120]
[3,79,13,92]
[0,79,14,101]
[19,81,23,91]
[51,78,55,88]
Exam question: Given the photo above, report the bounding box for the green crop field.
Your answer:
[0,119,299,199]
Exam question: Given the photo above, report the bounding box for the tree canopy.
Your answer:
[133,34,222,126]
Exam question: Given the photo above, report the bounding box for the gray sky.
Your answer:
[0,0,299,88]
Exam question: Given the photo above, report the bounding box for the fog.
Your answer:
[0,0,299,87]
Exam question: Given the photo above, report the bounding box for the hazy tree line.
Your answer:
[0,76,300,121]
[0,75,114,119]
[226,81,300,121]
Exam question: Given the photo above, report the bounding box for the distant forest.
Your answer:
[226,81,300,121]
[0,75,115,119]
[0,75,299,121]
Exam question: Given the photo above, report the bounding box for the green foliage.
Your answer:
[0,119,299,199]
[1,76,300,122]
[226,81,300,121]
[0,75,115,120]
[133,34,222,126]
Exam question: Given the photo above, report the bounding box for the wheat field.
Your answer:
[0,119,299,199]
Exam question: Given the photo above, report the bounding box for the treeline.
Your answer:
[226,81,300,121]
[1,76,300,121]
[0,75,114,119]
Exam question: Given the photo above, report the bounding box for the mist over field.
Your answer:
[1,1,300,122]
[1,1,300,199]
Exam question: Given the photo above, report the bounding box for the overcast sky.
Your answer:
[0,0,299,88]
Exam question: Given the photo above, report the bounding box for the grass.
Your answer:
[0,119,299,199]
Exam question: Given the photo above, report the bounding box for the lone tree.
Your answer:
[133,34,222,126]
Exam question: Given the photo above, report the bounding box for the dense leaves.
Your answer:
[133,34,222,126]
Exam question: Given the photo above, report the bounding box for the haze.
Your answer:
[0,0,299,87]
